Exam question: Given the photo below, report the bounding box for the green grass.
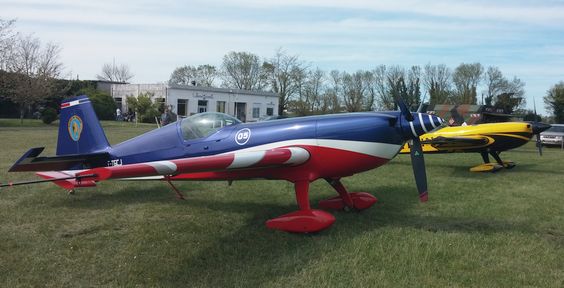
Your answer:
[0,120,563,287]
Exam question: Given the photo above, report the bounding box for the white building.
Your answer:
[108,83,279,122]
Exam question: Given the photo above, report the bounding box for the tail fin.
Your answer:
[57,95,111,156]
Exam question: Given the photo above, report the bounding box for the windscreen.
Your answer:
[181,112,241,140]
[546,126,564,133]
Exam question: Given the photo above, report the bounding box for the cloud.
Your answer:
[222,0,564,27]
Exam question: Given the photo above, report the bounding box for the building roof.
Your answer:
[168,84,278,98]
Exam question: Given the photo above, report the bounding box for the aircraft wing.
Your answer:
[76,147,310,182]
[400,135,493,153]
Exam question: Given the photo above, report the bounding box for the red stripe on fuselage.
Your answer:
[173,154,235,172]
[85,164,157,181]
[170,145,389,182]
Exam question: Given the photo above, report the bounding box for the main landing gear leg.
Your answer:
[470,151,504,172]
[318,178,378,211]
[481,151,490,164]
[266,180,335,233]
[165,177,185,200]
[490,151,515,169]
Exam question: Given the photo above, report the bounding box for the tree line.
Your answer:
[0,18,64,122]
[0,19,129,122]
[170,50,529,117]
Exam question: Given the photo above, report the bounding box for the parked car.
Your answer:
[540,124,564,146]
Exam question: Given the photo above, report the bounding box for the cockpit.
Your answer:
[180,112,241,140]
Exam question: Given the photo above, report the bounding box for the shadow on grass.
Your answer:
[393,156,563,177]
[110,183,535,286]
[510,163,564,175]
[46,180,539,286]
[49,185,183,209]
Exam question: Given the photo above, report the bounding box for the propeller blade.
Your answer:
[409,137,428,202]
[395,96,438,202]
[536,134,543,156]
[397,98,414,121]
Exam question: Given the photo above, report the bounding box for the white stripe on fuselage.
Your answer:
[229,139,402,160]
[228,151,265,169]
[148,161,177,174]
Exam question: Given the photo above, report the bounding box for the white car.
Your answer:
[540,124,564,146]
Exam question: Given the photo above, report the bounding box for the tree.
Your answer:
[2,34,63,123]
[294,68,324,115]
[0,18,17,71]
[372,65,394,110]
[197,64,218,87]
[169,65,197,85]
[522,110,542,122]
[483,66,526,113]
[264,49,307,115]
[168,64,217,87]
[405,66,421,109]
[494,77,525,114]
[484,66,507,105]
[127,93,160,123]
[452,63,483,104]
[423,63,451,105]
[221,51,266,91]
[326,70,343,113]
[544,81,564,123]
[386,66,406,110]
[341,70,374,112]
[96,61,133,82]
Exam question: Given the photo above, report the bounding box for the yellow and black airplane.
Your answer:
[400,121,551,172]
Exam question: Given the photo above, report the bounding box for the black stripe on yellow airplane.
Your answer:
[400,121,551,172]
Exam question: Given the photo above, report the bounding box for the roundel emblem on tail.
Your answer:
[68,115,83,141]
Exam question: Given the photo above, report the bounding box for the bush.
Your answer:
[41,107,58,124]
[127,93,160,123]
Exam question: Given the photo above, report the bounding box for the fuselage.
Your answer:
[401,122,534,154]
[109,112,408,182]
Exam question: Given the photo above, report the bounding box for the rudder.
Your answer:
[57,95,111,156]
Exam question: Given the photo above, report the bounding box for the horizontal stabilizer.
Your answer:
[1,171,97,189]
[9,147,110,172]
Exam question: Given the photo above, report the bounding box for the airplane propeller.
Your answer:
[532,99,547,156]
[397,99,429,202]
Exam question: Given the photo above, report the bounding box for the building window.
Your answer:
[177,99,188,116]
[216,101,226,113]
[266,107,274,116]
[198,100,208,113]
[252,104,260,119]
[115,97,123,111]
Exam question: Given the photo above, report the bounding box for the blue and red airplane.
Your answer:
[2,95,443,233]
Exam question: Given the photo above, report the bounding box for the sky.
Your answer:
[2,0,564,115]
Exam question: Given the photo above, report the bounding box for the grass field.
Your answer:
[0,119,563,287]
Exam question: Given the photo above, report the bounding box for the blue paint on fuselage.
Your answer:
[108,112,406,165]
